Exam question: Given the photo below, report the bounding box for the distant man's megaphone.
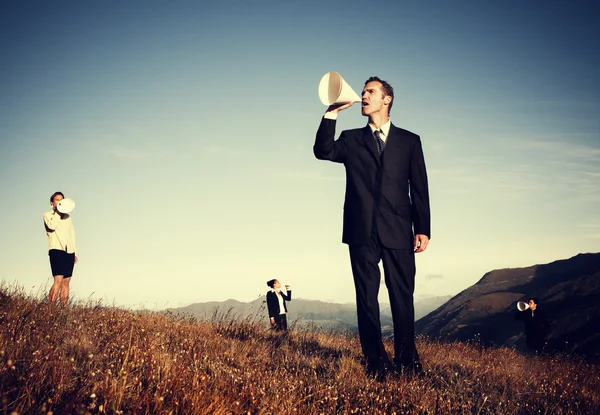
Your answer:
[56,198,76,214]
[318,72,361,106]
[517,301,530,311]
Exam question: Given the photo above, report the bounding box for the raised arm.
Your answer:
[43,211,62,231]
[313,104,354,163]
[281,289,292,301]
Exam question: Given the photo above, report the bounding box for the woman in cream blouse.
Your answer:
[43,191,77,305]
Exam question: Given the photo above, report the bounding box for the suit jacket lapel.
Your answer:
[360,126,381,166]
[383,124,406,163]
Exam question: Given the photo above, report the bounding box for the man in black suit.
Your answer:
[313,76,431,376]
[515,297,548,355]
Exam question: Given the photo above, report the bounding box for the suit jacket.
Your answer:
[515,308,548,339]
[314,117,431,249]
[266,289,292,319]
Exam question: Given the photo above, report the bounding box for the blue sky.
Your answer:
[1,0,599,308]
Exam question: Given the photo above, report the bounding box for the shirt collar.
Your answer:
[369,119,391,141]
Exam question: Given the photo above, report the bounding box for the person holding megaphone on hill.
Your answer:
[313,74,431,378]
[515,297,548,355]
[43,191,77,305]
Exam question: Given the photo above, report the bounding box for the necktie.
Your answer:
[374,130,385,155]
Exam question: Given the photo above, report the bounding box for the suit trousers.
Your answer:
[349,225,420,368]
[273,314,288,331]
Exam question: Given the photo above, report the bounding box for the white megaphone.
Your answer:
[517,301,530,311]
[318,72,361,106]
[56,198,76,214]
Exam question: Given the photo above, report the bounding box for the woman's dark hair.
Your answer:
[266,279,277,288]
[50,192,64,203]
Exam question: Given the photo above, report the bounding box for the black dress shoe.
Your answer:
[366,360,389,381]
[366,366,386,381]
[412,361,424,376]
[393,359,424,377]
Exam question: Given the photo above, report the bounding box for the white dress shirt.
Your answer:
[271,288,287,315]
[324,111,391,144]
[369,119,391,144]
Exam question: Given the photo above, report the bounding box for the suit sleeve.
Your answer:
[266,292,278,319]
[538,310,548,335]
[409,136,431,239]
[313,117,347,163]
[281,290,292,301]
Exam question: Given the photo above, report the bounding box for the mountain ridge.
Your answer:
[165,295,452,332]
[415,252,600,359]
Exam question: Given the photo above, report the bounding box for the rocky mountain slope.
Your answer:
[415,253,600,358]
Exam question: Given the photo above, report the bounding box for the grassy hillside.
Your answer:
[1,285,599,414]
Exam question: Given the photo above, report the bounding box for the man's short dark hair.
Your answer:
[266,279,276,288]
[365,76,394,114]
[529,297,539,305]
[50,192,64,203]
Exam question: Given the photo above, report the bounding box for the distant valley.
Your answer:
[165,294,452,333]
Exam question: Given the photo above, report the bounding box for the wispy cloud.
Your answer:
[204,145,241,156]
[577,224,600,239]
[577,224,600,229]
[431,136,600,202]
[271,170,344,182]
[101,144,160,161]
[67,131,181,163]
[425,274,444,281]
[516,138,600,164]
[68,130,243,163]
[429,168,482,184]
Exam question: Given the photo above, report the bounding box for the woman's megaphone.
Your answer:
[517,301,530,311]
[57,198,76,214]
[318,72,361,106]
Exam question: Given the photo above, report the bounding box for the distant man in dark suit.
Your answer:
[515,297,548,355]
[313,76,431,377]
[266,279,292,331]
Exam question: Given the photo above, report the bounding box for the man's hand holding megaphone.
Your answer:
[326,102,355,114]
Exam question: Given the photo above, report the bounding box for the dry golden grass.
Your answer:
[1,284,599,415]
